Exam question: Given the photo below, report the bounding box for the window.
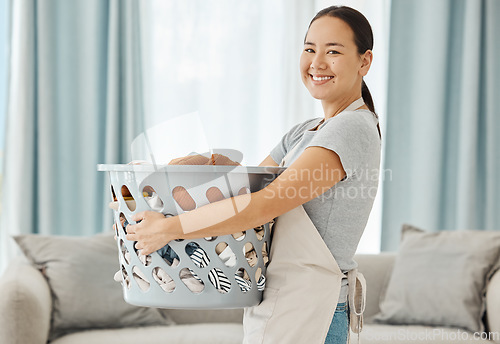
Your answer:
[143,0,390,253]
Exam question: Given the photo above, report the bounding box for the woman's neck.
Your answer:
[321,94,364,120]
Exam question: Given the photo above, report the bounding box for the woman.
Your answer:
[126,6,381,344]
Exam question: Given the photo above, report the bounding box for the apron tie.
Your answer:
[348,269,366,344]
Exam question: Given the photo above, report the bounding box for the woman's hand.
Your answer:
[125,211,179,256]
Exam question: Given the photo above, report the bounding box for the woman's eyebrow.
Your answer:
[304,41,345,47]
[326,42,344,47]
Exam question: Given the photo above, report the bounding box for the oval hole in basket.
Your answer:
[206,186,225,203]
[120,265,131,290]
[133,245,151,267]
[255,267,266,291]
[179,268,205,294]
[172,186,196,211]
[186,242,210,268]
[111,185,117,201]
[209,268,231,294]
[238,187,250,195]
[142,185,164,211]
[232,231,246,241]
[235,268,252,293]
[121,185,136,211]
[215,242,237,267]
[116,212,127,236]
[157,245,180,267]
[253,224,265,241]
[244,242,258,268]
[262,242,269,267]
[132,266,150,291]
[153,267,175,293]
[119,239,130,265]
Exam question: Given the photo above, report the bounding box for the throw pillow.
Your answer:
[13,231,174,341]
[373,224,500,333]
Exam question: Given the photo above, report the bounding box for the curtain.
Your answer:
[0,0,7,162]
[0,0,145,274]
[381,0,500,250]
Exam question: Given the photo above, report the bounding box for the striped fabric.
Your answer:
[209,268,232,293]
[187,244,266,293]
[257,274,266,291]
[235,274,252,292]
[189,247,210,268]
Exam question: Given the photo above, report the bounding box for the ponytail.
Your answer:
[362,80,382,140]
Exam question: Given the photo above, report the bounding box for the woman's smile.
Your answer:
[310,74,334,85]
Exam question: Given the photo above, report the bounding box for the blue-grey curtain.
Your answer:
[0,0,144,272]
[381,0,500,250]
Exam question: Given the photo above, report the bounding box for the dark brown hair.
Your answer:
[307,6,381,139]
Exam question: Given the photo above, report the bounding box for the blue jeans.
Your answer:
[325,302,349,344]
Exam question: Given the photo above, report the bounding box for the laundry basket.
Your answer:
[98,164,285,309]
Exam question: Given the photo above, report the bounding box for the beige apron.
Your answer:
[243,118,367,344]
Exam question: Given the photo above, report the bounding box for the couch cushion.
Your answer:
[165,309,243,325]
[13,232,174,341]
[50,323,243,344]
[354,253,396,320]
[373,224,500,333]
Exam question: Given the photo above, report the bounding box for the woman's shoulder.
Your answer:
[322,109,378,129]
[295,116,323,129]
[286,117,323,136]
[317,110,380,144]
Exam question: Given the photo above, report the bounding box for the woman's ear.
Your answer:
[359,50,373,77]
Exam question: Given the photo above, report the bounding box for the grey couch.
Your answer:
[1,253,499,344]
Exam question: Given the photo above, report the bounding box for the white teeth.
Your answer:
[312,75,333,81]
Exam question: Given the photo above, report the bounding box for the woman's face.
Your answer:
[300,16,371,105]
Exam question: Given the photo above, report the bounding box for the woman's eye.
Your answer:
[304,48,315,53]
[328,50,340,55]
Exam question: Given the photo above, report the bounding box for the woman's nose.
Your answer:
[310,55,327,70]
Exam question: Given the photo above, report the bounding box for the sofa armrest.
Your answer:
[0,260,52,344]
[486,268,500,343]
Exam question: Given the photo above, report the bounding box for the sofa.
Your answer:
[1,247,500,344]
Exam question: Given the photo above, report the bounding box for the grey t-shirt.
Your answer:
[270,109,381,303]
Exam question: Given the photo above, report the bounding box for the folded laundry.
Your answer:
[217,245,237,267]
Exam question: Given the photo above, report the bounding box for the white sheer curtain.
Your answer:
[141,0,390,253]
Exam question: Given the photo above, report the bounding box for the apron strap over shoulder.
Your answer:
[347,269,366,344]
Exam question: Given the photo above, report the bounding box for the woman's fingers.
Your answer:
[126,223,136,234]
[131,211,147,222]
[126,233,137,241]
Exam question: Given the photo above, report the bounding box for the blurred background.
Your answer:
[0,0,499,274]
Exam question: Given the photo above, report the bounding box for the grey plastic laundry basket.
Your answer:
[98,164,284,309]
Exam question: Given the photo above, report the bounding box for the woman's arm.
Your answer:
[126,146,346,255]
[258,155,279,167]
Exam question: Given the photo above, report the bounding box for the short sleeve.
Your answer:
[270,119,317,165]
[306,112,379,179]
